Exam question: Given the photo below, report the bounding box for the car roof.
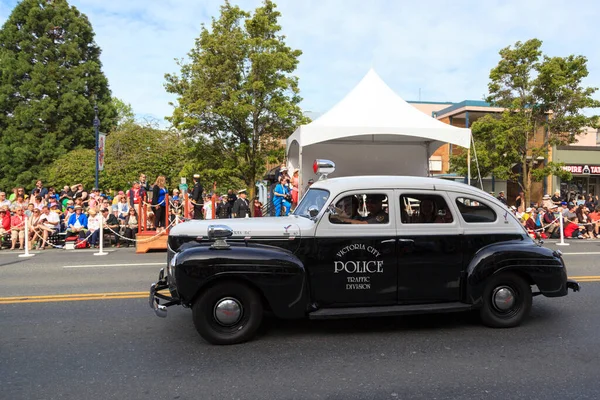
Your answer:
[310,175,485,196]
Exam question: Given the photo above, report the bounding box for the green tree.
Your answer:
[112,97,135,127]
[0,0,116,189]
[102,123,187,190]
[45,148,95,189]
[450,39,599,205]
[45,122,188,192]
[165,0,308,198]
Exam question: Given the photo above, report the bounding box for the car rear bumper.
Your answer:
[149,268,180,318]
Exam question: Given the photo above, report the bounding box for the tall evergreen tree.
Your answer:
[0,0,116,189]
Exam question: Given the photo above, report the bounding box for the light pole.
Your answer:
[94,104,100,189]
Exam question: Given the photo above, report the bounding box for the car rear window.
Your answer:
[455,197,497,223]
[399,194,453,224]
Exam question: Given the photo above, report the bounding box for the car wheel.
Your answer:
[192,281,263,345]
[480,272,532,328]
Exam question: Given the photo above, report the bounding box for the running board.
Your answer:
[309,302,473,320]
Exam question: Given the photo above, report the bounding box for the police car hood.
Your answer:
[169,216,310,238]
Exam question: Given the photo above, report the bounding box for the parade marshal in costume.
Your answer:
[232,189,250,218]
[191,174,204,220]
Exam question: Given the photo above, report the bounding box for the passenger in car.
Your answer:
[360,195,388,224]
[418,199,437,223]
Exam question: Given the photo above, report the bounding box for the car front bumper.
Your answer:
[149,268,180,318]
[566,279,581,292]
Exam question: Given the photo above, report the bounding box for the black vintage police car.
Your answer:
[150,160,580,345]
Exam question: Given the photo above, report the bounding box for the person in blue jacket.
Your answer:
[67,205,88,238]
[273,175,292,217]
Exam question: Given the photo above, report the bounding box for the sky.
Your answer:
[1,0,599,124]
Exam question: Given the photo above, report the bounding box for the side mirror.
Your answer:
[308,206,319,219]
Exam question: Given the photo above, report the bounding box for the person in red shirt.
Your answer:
[10,207,25,250]
[129,182,142,216]
[564,217,590,239]
[587,206,600,238]
[0,207,11,238]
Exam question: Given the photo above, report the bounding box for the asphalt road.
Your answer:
[1,240,600,400]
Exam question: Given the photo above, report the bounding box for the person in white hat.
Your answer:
[232,189,250,218]
[542,194,553,209]
[191,174,204,219]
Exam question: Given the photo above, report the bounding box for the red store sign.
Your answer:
[562,165,600,175]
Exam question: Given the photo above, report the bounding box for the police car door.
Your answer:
[396,190,463,303]
[312,190,397,307]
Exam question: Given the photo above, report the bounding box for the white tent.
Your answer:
[286,69,471,192]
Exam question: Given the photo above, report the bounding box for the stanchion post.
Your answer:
[18,215,35,258]
[556,214,569,246]
[94,212,108,256]
[165,193,170,234]
[184,191,189,219]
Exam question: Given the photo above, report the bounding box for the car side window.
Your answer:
[455,197,497,223]
[329,193,389,224]
[400,194,453,224]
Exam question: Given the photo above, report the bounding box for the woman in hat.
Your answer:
[28,208,42,249]
[67,205,88,239]
[87,209,101,248]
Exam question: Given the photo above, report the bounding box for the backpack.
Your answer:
[75,237,88,249]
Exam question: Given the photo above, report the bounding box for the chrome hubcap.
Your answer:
[213,297,243,326]
[493,286,516,311]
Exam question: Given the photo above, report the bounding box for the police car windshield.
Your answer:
[293,189,330,218]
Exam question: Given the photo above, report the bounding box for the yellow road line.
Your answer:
[1,277,599,305]
[0,290,169,305]
[0,295,147,304]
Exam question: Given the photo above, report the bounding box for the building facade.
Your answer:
[410,100,599,205]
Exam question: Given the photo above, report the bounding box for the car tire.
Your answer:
[192,281,263,345]
[480,272,532,328]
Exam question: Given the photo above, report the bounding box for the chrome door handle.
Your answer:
[398,239,414,244]
[380,239,396,244]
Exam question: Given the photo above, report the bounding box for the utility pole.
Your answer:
[94,104,100,189]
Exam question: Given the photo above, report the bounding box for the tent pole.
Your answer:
[465,111,471,186]
[467,148,471,186]
[425,142,431,177]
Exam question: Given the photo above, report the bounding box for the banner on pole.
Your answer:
[98,132,106,171]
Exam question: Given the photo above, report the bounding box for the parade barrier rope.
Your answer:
[529,216,560,233]
[104,216,181,244]
[30,225,94,249]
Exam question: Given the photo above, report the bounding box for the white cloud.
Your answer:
[1,0,599,122]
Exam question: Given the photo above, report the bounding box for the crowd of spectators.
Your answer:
[495,190,600,240]
[0,171,285,250]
